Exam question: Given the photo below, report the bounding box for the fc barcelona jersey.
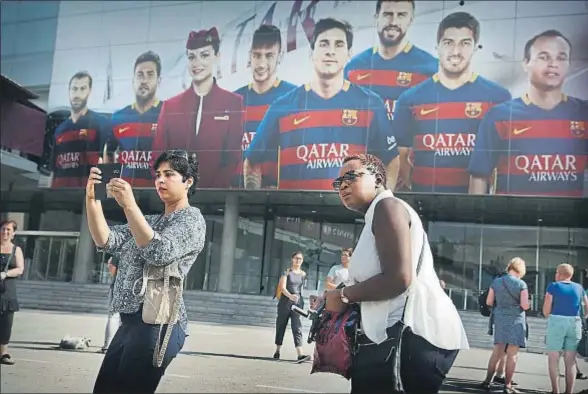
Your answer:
[108,101,162,187]
[468,94,588,197]
[244,81,399,191]
[234,79,296,187]
[52,110,111,188]
[345,43,437,120]
[393,73,511,193]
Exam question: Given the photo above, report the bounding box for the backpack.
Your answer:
[274,269,291,300]
[479,288,491,317]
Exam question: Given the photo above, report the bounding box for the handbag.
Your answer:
[500,278,530,339]
[578,304,588,358]
[310,305,359,379]
[350,232,426,393]
[0,245,16,294]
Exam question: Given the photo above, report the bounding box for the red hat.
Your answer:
[186,27,220,50]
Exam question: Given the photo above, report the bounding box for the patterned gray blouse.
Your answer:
[99,206,206,333]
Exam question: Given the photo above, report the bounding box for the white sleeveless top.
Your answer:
[348,190,469,350]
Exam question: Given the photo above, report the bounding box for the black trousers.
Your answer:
[275,296,304,347]
[351,328,459,394]
[0,311,14,345]
[93,309,186,394]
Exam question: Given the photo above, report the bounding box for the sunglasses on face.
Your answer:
[332,171,365,191]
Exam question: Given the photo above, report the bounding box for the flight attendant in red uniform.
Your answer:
[153,27,244,188]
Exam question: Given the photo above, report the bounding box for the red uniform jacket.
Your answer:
[153,80,244,188]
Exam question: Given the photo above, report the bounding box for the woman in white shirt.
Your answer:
[324,154,469,393]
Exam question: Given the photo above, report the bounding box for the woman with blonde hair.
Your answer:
[481,257,529,393]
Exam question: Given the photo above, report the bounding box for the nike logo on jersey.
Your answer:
[214,115,229,121]
[356,73,371,81]
[118,127,130,133]
[420,107,438,116]
[513,127,531,135]
[293,116,310,126]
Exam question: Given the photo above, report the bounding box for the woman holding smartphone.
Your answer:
[86,150,206,394]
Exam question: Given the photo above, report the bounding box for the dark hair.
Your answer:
[376,0,415,15]
[69,71,93,89]
[153,150,200,196]
[437,12,480,44]
[291,251,304,259]
[342,247,353,256]
[252,24,282,51]
[311,18,354,50]
[343,153,388,188]
[0,219,17,231]
[134,51,162,76]
[523,29,572,62]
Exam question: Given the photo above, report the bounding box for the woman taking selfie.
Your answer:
[86,150,206,394]
[324,154,469,393]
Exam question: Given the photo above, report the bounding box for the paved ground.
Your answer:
[1,310,587,393]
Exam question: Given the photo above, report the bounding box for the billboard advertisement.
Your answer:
[46,0,588,196]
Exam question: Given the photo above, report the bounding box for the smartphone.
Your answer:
[95,163,123,201]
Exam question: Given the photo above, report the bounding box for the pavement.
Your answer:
[1,310,587,393]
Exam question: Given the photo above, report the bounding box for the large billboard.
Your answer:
[46,0,588,197]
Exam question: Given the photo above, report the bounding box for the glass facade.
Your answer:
[429,222,588,312]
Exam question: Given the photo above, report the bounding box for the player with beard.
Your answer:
[52,71,111,188]
[236,24,296,189]
[153,27,244,188]
[469,30,588,197]
[392,12,511,193]
[105,51,163,187]
[244,18,399,191]
[345,0,437,122]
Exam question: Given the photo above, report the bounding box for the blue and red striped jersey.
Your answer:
[468,94,588,197]
[244,80,399,191]
[108,101,162,187]
[394,73,511,193]
[52,110,111,188]
[345,43,438,120]
[234,79,296,187]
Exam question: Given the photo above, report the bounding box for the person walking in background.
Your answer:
[101,255,121,353]
[324,248,353,290]
[273,251,311,363]
[543,263,588,394]
[481,257,529,393]
[0,219,25,366]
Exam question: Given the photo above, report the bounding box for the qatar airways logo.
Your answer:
[515,154,578,182]
[242,132,256,152]
[422,133,475,156]
[56,152,80,169]
[119,150,152,170]
[297,143,350,169]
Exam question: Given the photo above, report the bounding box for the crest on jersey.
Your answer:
[151,123,158,134]
[570,121,585,137]
[397,72,412,87]
[341,109,358,126]
[465,102,483,118]
[79,129,88,136]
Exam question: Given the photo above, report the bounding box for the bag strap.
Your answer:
[400,232,426,322]
[501,277,521,306]
[2,245,17,275]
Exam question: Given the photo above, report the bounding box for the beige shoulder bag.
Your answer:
[135,261,184,367]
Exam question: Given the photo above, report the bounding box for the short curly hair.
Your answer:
[342,154,387,188]
[153,150,200,196]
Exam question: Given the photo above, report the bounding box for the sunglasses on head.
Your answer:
[332,171,365,191]
[168,150,189,160]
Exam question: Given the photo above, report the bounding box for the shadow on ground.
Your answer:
[442,378,546,394]
[182,350,308,364]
